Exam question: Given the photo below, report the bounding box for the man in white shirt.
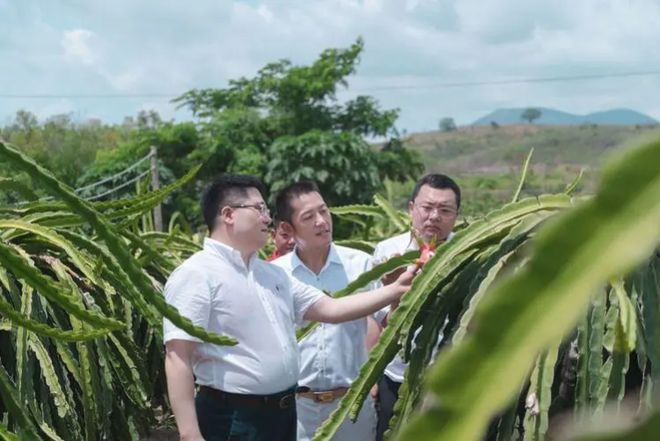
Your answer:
[372,173,461,441]
[271,182,381,441]
[164,174,415,441]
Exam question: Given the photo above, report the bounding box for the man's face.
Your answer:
[287,191,333,250]
[221,187,272,252]
[272,223,296,255]
[408,185,458,243]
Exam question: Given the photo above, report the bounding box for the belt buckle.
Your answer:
[279,394,294,409]
[314,391,335,403]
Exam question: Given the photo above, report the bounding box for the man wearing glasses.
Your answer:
[371,173,461,441]
[163,174,415,441]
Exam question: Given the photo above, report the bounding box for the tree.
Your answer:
[266,130,381,207]
[439,117,457,132]
[1,110,127,187]
[13,109,38,135]
[521,107,542,124]
[174,38,400,138]
[174,38,422,210]
[376,137,424,183]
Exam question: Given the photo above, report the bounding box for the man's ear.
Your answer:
[219,206,235,226]
[408,200,414,215]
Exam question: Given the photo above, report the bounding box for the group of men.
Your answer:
[163,172,461,441]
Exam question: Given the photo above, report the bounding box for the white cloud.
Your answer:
[1,0,659,129]
[62,29,98,66]
[104,69,144,91]
[256,4,274,22]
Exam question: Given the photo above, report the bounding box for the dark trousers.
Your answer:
[195,386,297,441]
[376,376,402,441]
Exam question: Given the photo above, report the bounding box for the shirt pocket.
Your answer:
[269,282,295,324]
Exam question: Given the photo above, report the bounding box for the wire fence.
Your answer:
[74,151,153,195]
[84,170,151,201]
[25,150,155,203]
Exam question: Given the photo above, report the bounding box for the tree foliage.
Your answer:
[521,108,543,124]
[174,38,399,138]
[174,37,422,213]
[2,40,421,229]
[266,130,381,206]
[439,117,457,132]
[0,111,131,190]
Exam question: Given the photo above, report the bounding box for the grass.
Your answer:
[402,124,660,216]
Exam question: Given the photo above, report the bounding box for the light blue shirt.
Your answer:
[272,243,377,390]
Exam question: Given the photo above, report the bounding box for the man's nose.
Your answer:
[314,213,327,225]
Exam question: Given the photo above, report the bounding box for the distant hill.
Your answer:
[406,124,660,174]
[472,107,658,126]
[402,124,660,215]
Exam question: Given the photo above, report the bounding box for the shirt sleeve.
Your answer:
[163,265,212,344]
[374,304,391,325]
[364,254,382,292]
[371,242,386,265]
[289,275,326,325]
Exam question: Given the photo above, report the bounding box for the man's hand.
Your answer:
[379,253,403,285]
[391,266,416,298]
[382,266,416,326]
[381,266,406,286]
[370,383,379,399]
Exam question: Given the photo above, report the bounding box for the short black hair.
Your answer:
[411,173,461,209]
[274,181,321,224]
[201,174,267,232]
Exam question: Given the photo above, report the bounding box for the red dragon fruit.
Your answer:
[414,236,437,269]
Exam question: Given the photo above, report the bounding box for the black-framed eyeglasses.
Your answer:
[414,204,458,218]
[227,203,271,217]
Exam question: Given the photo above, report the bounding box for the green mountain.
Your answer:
[472,107,657,126]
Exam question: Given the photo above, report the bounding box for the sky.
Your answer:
[2,0,660,133]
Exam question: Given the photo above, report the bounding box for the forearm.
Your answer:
[313,284,403,324]
[165,352,202,440]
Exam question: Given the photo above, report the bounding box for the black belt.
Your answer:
[198,385,296,410]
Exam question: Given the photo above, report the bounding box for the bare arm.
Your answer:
[165,340,205,441]
[304,268,415,324]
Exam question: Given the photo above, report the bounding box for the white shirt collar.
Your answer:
[203,237,257,270]
[290,242,342,274]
